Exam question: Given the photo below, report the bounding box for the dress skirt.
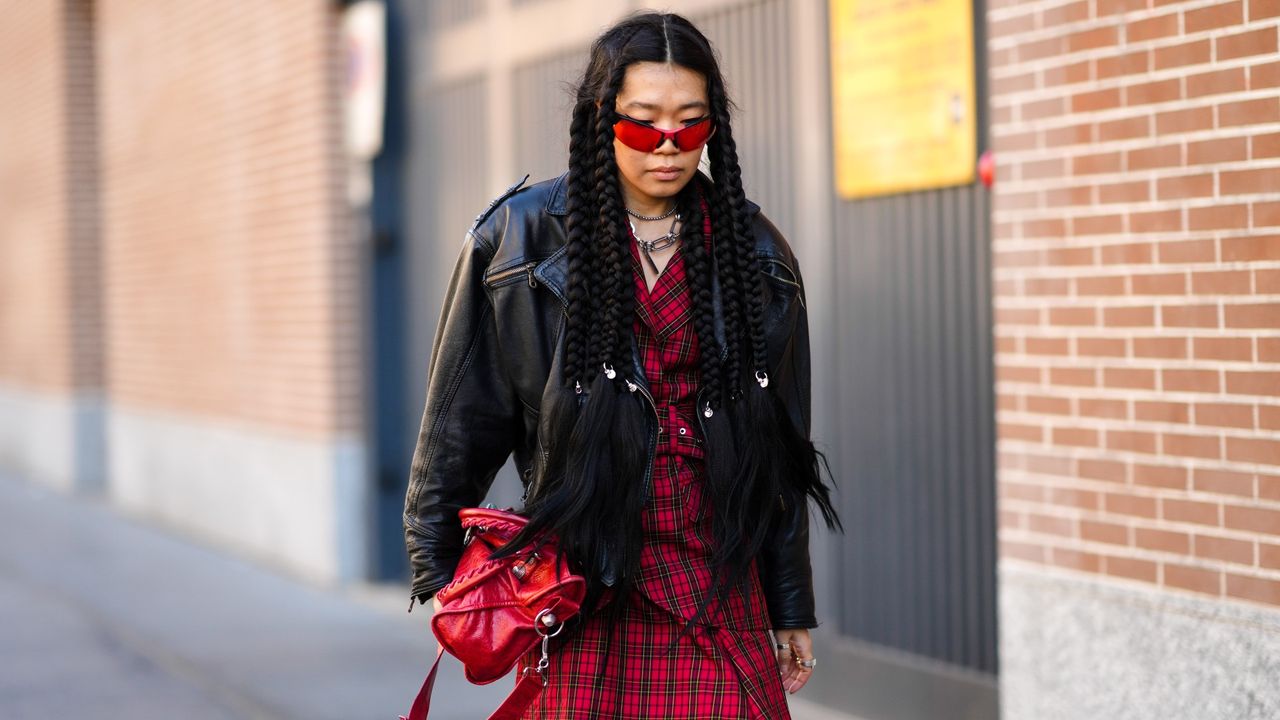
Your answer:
[514,453,793,720]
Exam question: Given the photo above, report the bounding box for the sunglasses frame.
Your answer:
[612,112,715,153]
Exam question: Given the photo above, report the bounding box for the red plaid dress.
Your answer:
[515,211,792,719]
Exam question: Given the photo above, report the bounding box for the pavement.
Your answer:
[0,469,858,720]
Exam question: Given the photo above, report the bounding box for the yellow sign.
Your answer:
[830,0,976,199]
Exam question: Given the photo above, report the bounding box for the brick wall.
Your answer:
[0,2,74,393]
[97,0,360,438]
[989,0,1280,607]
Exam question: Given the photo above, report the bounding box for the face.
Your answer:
[610,61,713,207]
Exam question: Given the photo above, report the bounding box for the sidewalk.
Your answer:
[0,470,856,719]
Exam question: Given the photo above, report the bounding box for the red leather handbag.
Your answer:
[400,506,587,720]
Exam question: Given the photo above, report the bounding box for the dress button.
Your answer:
[678,427,687,435]
[657,427,664,433]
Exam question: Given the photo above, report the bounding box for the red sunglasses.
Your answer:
[612,113,715,153]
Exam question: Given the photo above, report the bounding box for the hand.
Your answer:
[430,596,445,655]
[773,627,816,694]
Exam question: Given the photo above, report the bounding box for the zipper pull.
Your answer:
[527,266,538,287]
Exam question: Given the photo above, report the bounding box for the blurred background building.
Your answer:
[0,1,1276,719]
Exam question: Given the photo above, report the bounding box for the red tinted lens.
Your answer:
[672,118,713,150]
[613,118,663,152]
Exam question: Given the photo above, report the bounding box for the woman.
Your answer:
[403,11,841,719]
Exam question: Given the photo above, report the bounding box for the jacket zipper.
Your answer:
[485,260,540,288]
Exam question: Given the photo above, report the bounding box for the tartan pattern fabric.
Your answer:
[513,207,791,718]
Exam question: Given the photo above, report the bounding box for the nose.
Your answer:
[654,134,679,154]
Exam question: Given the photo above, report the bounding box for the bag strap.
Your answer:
[400,645,545,720]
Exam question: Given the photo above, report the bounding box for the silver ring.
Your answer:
[797,657,817,669]
[775,641,791,651]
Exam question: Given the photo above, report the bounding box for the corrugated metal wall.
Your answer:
[512,49,583,183]
[835,186,998,673]
[696,0,795,237]
[403,76,490,462]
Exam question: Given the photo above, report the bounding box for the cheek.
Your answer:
[612,141,649,185]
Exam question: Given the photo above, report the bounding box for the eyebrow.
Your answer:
[621,100,709,112]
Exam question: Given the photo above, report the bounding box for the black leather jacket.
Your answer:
[403,171,820,629]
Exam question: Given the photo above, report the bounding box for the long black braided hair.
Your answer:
[492,11,842,657]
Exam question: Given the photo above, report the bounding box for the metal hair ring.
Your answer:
[755,370,769,388]
[602,362,616,380]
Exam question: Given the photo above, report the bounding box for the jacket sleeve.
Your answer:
[758,247,820,630]
[403,227,522,609]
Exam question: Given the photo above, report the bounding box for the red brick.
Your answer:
[1131,12,1177,43]
[1164,563,1221,595]
[1104,367,1156,390]
[1136,526,1190,553]
[1221,234,1280,261]
[1128,143,1181,170]
[1072,87,1121,113]
[1135,400,1190,423]
[1073,153,1123,177]
[1226,436,1280,464]
[1050,367,1097,386]
[1191,270,1252,294]
[1188,136,1248,164]
[1216,27,1279,61]
[1225,303,1280,329]
[1082,519,1129,544]
[1079,397,1128,419]
[1028,513,1076,537]
[1081,459,1127,483]
[1133,336,1188,358]
[1158,239,1216,264]
[1221,167,1280,195]
[1154,39,1212,70]
[1225,573,1280,605]
[1193,337,1252,361]
[1105,555,1158,582]
[1155,106,1214,135]
[1225,371,1280,397]
[1103,305,1155,326]
[1108,493,1162,520]
[1262,338,1280,362]
[1099,180,1151,204]
[1101,242,1154,264]
[1162,368,1221,393]
[1194,402,1254,429]
[1188,203,1249,231]
[1050,486,1101,510]
[1224,505,1280,535]
[1260,542,1280,569]
[1163,432,1222,459]
[1049,306,1098,326]
[1025,336,1071,355]
[1194,533,1254,564]
[1186,66,1247,98]
[1097,116,1150,142]
[1134,463,1187,490]
[1253,0,1280,21]
[1161,304,1219,328]
[1050,546,1102,572]
[1107,429,1159,453]
[1163,498,1221,526]
[1186,1,1245,32]
[1001,539,1047,563]
[1131,273,1185,295]
[1194,468,1255,497]
[1261,474,1280,501]
[1076,276,1127,295]
[1076,337,1127,356]
[1054,426,1100,447]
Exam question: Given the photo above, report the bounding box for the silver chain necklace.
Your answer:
[626,204,678,222]
[629,214,681,276]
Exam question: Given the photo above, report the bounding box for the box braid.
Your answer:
[490,11,841,651]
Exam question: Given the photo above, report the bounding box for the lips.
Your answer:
[649,166,683,180]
